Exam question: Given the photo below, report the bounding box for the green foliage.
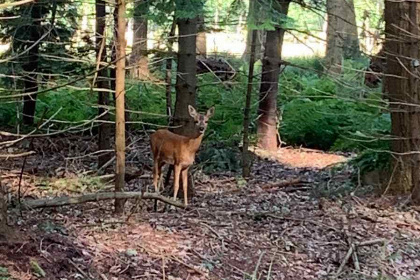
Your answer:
[197,144,241,172]
[36,88,96,124]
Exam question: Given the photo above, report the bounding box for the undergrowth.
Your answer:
[0,55,391,175]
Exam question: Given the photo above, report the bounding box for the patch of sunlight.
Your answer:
[252,146,348,169]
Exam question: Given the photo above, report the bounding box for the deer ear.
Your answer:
[206,106,215,118]
[188,105,198,119]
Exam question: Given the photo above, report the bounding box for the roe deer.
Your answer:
[150,105,215,206]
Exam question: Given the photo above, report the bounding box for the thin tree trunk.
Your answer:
[242,29,257,178]
[96,0,112,169]
[384,1,420,203]
[130,0,149,79]
[111,4,130,131]
[257,0,290,152]
[22,3,41,125]
[165,19,176,119]
[172,16,198,137]
[114,0,127,213]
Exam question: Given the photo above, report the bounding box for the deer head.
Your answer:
[188,105,215,134]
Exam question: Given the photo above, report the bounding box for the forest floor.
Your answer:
[1,135,420,280]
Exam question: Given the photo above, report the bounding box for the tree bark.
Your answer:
[22,3,42,125]
[242,29,257,178]
[0,181,10,240]
[242,0,264,61]
[96,0,112,169]
[130,0,149,79]
[166,20,176,120]
[384,1,420,204]
[172,16,198,137]
[325,0,360,74]
[196,15,206,57]
[257,0,290,152]
[114,0,126,213]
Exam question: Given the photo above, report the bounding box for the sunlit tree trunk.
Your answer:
[130,0,149,79]
[114,0,127,213]
[325,0,359,73]
[384,1,420,204]
[96,0,112,169]
[257,0,290,152]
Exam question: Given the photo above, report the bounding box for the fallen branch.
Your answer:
[0,0,33,9]
[261,178,305,190]
[19,192,186,210]
[0,151,35,158]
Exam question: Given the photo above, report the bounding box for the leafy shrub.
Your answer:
[197,143,241,172]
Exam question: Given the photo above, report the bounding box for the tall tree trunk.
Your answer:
[111,4,130,131]
[196,15,206,57]
[325,0,360,73]
[0,181,10,240]
[114,0,126,213]
[96,0,112,169]
[130,0,149,79]
[242,0,264,61]
[166,19,176,119]
[384,1,420,204]
[257,0,290,152]
[172,16,198,137]
[22,3,42,125]
[162,9,199,205]
[242,29,257,178]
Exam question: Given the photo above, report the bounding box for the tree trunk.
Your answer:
[22,3,42,125]
[242,0,264,61]
[325,0,360,73]
[196,15,206,57]
[96,0,112,169]
[111,4,130,131]
[162,10,199,204]
[114,0,127,213]
[384,1,420,204]
[172,16,198,137]
[242,29,257,178]
[130,0,149,79]
[257,0,290,152]
[166,20,176,119]
[0,181,10,240]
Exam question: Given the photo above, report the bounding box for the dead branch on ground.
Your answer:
[19,192,186,210]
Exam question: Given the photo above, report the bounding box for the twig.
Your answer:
[200,222,222,239]
[68,259,91,280]
[170,256,208,278]
[0,151,35,158]
[336,245,354,276]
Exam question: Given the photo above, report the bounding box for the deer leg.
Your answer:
[152,159,160,193]
[181,168,189,206]
[157,162,165,192]
[173,164,181,201]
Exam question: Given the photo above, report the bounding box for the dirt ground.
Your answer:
[1,136,420,280]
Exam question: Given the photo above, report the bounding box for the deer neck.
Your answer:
[187,133,204,152]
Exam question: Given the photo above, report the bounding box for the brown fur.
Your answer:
[150,106,214,206]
